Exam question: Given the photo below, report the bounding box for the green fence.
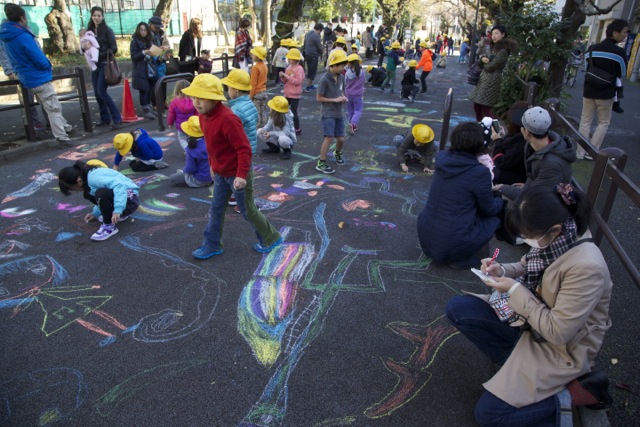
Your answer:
[23,6,183,38]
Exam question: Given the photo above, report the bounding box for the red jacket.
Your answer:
[199,102,252,179]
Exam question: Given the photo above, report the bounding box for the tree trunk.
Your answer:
[213,0,231,47]
[44,0,78,54]
[262,0,272,47]
[153,0,174,22]
[247,0,260,45]
[273,0,306,48]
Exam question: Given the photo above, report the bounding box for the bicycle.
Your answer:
[564,51,583,88]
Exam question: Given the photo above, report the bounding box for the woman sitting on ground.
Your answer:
[445,184,613,426]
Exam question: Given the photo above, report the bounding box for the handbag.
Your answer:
[165,57,180,75]
[104,49,122,86]
[466,62,482,85]
[585,64,616,89]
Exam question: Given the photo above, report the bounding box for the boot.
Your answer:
[142,105,157,120]
[612,102,624,114]
[567,371,613,410]
[262,142,280,154]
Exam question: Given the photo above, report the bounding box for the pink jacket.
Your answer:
[167,97,197,130]
[282,64,305,99]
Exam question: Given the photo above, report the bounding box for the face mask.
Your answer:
[522,236,550,249]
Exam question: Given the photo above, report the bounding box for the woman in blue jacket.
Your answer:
[58,161,140,241]
[417,122,504,268]
[112,129,167,171]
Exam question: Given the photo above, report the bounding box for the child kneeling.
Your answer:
[169,116,213,187]
[258,96,296,160]
[113,129,168,171]
[58,160,140,241]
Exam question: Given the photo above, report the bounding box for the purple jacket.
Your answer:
[168,97,197,130]
[184,137,212,183]
[345,67,365,98]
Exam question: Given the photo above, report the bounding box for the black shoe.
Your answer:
[56,139,75,148]
[262,142,280,154]
[612,102,624,114]
[420,90,427,94]
[94,121,110,128]
[578,371,613,410]
[110,121,122,130]
[281,148,292,159]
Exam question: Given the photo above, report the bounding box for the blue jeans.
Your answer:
[201,171,280,251]
[446,295,563,426]
[92,62,122,124]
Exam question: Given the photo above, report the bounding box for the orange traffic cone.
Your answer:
[121,79,143,123]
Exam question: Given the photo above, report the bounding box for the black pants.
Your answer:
[87,188,140,224]
[275,67,285,84]
[130,159,158,172]
[377,53,385,67]
[286,97,300,130]
[401,84,420,99]
[420,71,430,92]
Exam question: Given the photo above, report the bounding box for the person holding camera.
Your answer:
[445,183,613,426]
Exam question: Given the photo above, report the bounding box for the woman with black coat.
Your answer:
[130,22,156,120]
[87,6,121,128]
[178,18,202,61]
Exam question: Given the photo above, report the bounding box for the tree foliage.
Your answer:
[376,0,412,28]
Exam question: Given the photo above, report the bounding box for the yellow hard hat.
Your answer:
[280,38,291,47]
[408,60,417,68]
[267,96,289,114]
[391,41,401,49]
[382,63,387,69]
[285,48,302,61]
[380,37,386,41]
[464,38,469,42]
[180,116,204,138]
[288,39,300,48]
[366,65,374,72]
[412,124,435,144]
[399,57,405,62]
[250,46,267,61]
[86,159,108,168]
[352,45,358,51]
[419,41,428,48]
[329,50,348,66]
[182,74,226,101]
[113,133,133,156]
[347,53,362,63]
[220,68,252,91]
[335,36,347,45]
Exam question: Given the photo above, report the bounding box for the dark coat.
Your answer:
[130,37,152,93]
[88,23,117,63]
[492,133,527,185]
[178,30,200,61]
[417,150,504,264]
[368,67,386,86]
[401,68,419,85]
[584,38,628,100]
[469,38,517,107]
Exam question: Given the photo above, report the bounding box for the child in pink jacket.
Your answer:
[279,48,305,135]
[167,80,197,151]
[79,29,99,71]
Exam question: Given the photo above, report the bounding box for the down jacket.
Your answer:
[228,95,259,154]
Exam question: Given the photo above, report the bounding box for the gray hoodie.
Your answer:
[500,131,576,201]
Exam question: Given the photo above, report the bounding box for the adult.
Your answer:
[130,22,156,120]
[0,3,74,143]
[490,101,528,185]
[363,26,374,59]
[87,6,122,129]
[374,25,385,53]
[233,18,252,72]
[323,22,334,46]
[469,25,517,120]
[577,19,629,160]
[303,23,324,92]
[148,16,170,109]
[495,107,576,201]
[178,17,202,61]
[417,122,504,269]
[447,37,454,55]
[445,184,613,426]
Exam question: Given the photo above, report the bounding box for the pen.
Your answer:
[487,248,500,268]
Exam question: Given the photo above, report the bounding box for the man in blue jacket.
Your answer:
[0,3,74,144]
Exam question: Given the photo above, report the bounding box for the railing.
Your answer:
[154,73,194,131]
[514,78,640,288]
[439,88,453,152]
[0,67,93,141]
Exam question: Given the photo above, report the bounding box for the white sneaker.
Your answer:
[98,215,128,223]
[91,224,118,241]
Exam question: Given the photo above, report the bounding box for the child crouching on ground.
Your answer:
[258,96,296,160]
[168,116,213,187]
[395,124,436,174]
[58,160,140,241]
[79,29,99,71]
[400,60,420,102]
[167,79,197,151]
[280,48,305,134]
[181,74,282,259]
[112,129,167,171]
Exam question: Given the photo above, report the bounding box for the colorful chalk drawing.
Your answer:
[1,207,36,218]
[0,217,59,236]
[0,367,86,425]
[2,172,56,204]
[0,239,29,259]
[55,232,82,242]
[133,198,186,221]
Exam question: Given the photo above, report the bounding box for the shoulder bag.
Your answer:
[104,49,122,86]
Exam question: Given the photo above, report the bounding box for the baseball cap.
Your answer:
[521,106,552,134]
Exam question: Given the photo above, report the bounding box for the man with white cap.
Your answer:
[495,106,576,201]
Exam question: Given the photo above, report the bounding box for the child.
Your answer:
[167,79,197,150]
[345,53,365,134]
[458,38,470,63]
[220,68,259,154]
[273,39,290,86]
[316,50,349,174]
[181,74,282,258]
[416,41,434,93]
[196,49,212,74]
[436,50,447,68]
[112,129,168,171]
[377,36,387,67]
[326,36,348,71]
[79,29,99,71]
[381,41,401,93]
[258,96,296,159]
[169,116,213,187]
[249,46,269,128]
[395,124,436,174]
[400,60,420,102]
[280,48,305,134]
[367,65,387,87]
[58,160,140,241]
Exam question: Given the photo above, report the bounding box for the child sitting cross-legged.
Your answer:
[168,116,213,187]
[258,96,296,160]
